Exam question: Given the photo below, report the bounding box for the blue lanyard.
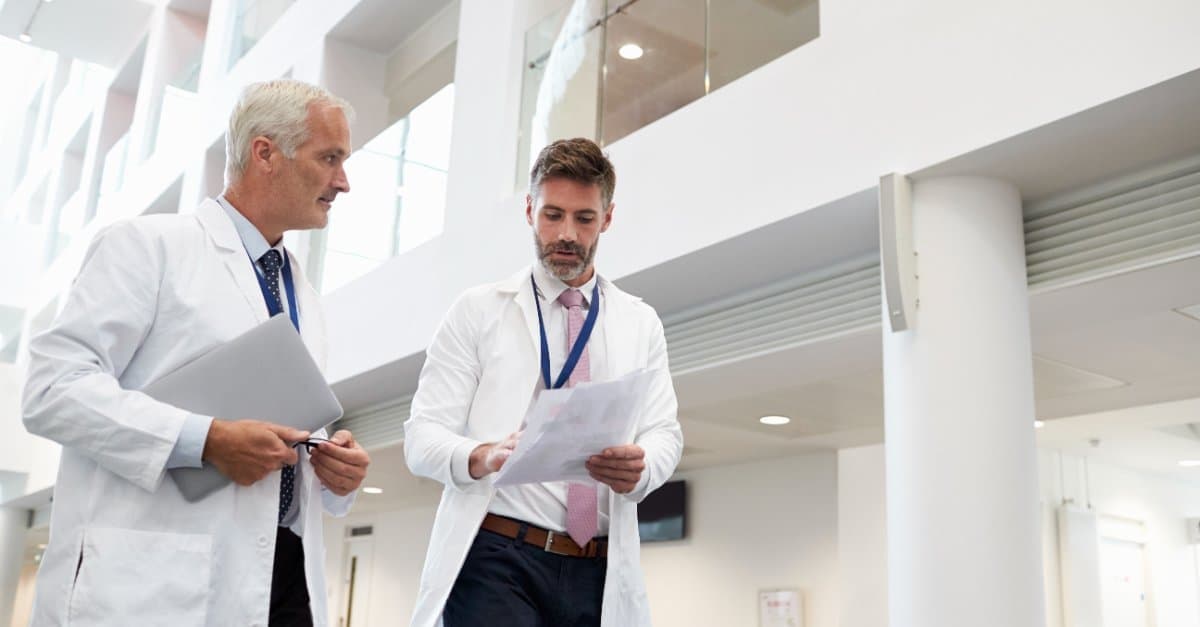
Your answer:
[250,251,299,331]
[532,274,600,390]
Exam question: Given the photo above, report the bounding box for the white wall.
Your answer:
[840,444,1200,627]
[322,504,438,627]
[1040,450,1200,627]
[642,453,839,627]
[838,445,887,627]
[323,452,840,627]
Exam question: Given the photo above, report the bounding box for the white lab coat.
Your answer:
[404,267,683,627]
[22,199,353,627]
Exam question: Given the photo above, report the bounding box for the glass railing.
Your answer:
[228,0,296,70]
[154,86,199,156]
[97,132,130,217]
[315,84,455,294]
[151,50,203,158]
[516,0,819,185]
[48,61,112,144]
[49,188,87,260]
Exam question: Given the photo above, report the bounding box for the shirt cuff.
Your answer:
[166,414,214,469]
[450,440,482,488]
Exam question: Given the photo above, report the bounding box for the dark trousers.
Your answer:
[270,527,313,627]
[444,527,607,627]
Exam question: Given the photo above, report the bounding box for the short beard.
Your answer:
[533,232,598,283]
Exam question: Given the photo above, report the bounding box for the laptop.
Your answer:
[143,315,344,502]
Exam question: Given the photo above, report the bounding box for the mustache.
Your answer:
[541,241,586,258]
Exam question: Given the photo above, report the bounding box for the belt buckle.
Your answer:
[543,531,570,556]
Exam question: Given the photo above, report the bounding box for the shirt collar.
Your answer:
[532,261,598,307]
[216,195,284,262]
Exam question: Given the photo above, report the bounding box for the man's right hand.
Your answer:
[468,431,522,479]
[203,419,309,486]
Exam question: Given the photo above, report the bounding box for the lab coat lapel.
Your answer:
[195,199,270,324]
[504,267,542,368]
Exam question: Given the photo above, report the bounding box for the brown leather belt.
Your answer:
[480,513,608,559]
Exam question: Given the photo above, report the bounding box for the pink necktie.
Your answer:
[558,288,598,548]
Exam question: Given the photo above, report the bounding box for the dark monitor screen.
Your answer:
[637,480,686,542]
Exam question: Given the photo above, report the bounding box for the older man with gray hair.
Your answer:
[22,79,370,627]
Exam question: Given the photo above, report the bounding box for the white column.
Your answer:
[882,177,1045,627]
[442,0,524,236]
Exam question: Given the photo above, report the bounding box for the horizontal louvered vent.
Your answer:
[1025,157,1200,288]
[662,258,881,375]
[334,396,411,450]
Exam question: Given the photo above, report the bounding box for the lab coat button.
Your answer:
[258,535,269,548]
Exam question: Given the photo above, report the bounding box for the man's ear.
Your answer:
[526,194,535,226]
[600,202,615,233]
[250,136,275,173]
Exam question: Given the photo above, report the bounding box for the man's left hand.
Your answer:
[310,430,371,496]
[586,444,645,494]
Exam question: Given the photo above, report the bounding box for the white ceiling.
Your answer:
[0,0,155,68]
[327,0,454,55]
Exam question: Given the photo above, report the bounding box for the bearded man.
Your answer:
[403,137,683,627]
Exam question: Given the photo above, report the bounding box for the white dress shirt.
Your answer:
[456,261,613,535]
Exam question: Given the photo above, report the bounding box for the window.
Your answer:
[516,0,819,179]
[312,84,455,294]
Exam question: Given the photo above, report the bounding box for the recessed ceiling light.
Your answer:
[1034,420,1045,429]
[618,43,644,60]
[362,486,383,494]
[1179,460,1200,468]
[759,415,790,426]
[19,33,32,43]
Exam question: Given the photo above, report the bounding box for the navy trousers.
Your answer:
[444,526,607,626]
[270,527,313,627]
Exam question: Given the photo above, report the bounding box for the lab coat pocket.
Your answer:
[67,527,212,627]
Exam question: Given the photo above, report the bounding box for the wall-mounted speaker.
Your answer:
[879,173,917,332]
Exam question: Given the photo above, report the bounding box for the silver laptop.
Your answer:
[144,315,344,502]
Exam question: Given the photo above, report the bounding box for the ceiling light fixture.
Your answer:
[18,0,47,45]
[362,486,383,494]
[1034,420,1045,429]
[618,43,644,60]
[1179,460,1200,468]
[759,415,790,426]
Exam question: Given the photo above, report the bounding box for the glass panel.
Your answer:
[153,48,203,157]
[602,0,706,145]
[155,86,199,157]
[228,0,296,70]
[0,305,25,364]
[50,189,86,260]
[97,132,130,218]
[515,0,605,191]
[707,0,819,92]
[318,84,455,294]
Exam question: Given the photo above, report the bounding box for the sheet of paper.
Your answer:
[495,368,655,486]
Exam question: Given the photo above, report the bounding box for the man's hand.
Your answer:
[203,419,309,486]
[309,430,371,496]
[586,444,645,494]
[468,431,522,479]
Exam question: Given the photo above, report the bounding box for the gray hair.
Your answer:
[224,79,354,184]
